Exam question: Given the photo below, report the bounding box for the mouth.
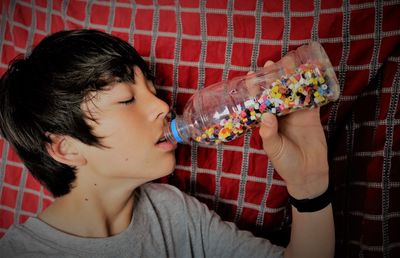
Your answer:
[156,136,167,144]
[155,133,177,151]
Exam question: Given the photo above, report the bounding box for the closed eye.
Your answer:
[119,97,135,105]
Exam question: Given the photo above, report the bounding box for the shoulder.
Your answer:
[0,223,38,257]
[140,182,183,196]
[1,223,30,243]
[138,183,207,214]
[139,183,192,203]
[0,233,14,254]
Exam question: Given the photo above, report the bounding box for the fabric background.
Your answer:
[0,1,399,257]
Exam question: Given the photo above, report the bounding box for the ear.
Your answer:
[45,134,87,167]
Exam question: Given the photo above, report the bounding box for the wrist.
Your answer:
[286,175,329,200]
[288,178,332,213]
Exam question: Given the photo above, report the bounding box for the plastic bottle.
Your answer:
[164,42,340,145]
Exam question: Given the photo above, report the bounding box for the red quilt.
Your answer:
[0,1,399,257]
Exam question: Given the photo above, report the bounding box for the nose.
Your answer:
[155,98,169,120]
[148,91,170,121]
[133,65,170,121]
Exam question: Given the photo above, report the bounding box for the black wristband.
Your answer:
[288,183,332,213]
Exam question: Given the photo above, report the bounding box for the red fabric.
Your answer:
[0,1,400,257]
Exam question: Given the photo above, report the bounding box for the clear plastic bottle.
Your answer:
[164,42,340,145]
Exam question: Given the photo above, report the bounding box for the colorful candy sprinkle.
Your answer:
[194,64,335,145]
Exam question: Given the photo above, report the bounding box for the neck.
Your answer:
[39,173,142,237]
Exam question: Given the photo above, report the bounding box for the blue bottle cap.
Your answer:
[170,119,184,143]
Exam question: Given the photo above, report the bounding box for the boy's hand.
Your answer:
[258,61,329,200]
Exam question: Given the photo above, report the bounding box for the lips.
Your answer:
[156,136,167,144]
[155,137,177,151]
[155,131,176,151]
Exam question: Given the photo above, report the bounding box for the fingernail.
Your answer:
[261,113,273,126]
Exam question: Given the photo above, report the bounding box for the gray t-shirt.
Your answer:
[0,183,284,258]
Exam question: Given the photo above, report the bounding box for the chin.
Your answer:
[154,155,176,178]
[164,159,176,176]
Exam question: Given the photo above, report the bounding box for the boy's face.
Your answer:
[77,66,176,183]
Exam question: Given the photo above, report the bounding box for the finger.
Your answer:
[247,61,274,100]
[284,107,322,127]
[259,113,283,159]
[264,60,274,67]
[245,71,259,97]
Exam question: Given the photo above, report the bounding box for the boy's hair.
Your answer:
[0,29,154,197]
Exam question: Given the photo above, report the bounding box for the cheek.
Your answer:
[92,111,154,157]
[99,114,146,141]
[113,124,152,158]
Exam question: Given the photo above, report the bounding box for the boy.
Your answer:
[0,29,334,257]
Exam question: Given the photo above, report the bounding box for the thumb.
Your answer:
[259,113,283,159]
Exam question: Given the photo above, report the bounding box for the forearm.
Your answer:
[284,181,335,258]
[259,107,335,257]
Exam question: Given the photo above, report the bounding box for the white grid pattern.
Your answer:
[0,1,399,257]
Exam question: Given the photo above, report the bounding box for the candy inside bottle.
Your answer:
[164,42,340,145]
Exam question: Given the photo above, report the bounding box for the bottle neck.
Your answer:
[164,116,190,144]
